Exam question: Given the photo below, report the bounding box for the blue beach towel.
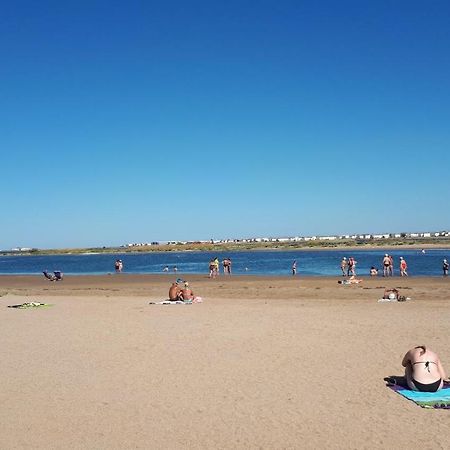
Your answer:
[388,383,450,409]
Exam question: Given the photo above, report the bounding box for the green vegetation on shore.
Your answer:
[2,238,450,256]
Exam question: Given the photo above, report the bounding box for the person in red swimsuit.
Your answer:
[399,257,408,276]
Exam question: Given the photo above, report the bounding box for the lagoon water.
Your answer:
[0,249,449,277]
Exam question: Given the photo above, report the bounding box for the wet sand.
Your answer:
[1,274,449,449]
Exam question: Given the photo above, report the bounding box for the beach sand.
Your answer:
[1,274,449,449]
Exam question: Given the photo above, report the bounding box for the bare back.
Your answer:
[181,288,194,300]
[403,347,443,383]
[169,284,180,301]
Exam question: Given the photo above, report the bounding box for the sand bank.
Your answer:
[1,274,449,449]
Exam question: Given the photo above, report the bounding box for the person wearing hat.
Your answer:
[443,259,449,276]
[399,257,408,277]
[180,282,195,301]
[382,254,390,277]
[340,257,348,277]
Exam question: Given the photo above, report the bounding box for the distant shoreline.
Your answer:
[2,240,450,257]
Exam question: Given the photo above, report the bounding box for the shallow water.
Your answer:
[0,249,448,277]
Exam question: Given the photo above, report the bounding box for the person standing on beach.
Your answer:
[292,260,297,276]
[399,257,408,276]
[443,259,449,276]
[382,254,390,277]
[340,257,347,276]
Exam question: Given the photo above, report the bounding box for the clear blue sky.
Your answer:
[2,0,449,249]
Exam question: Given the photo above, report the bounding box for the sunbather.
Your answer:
[169,282,182,301]
[348,275,362,284]
[180,282,195,301]
[383,288,399,300]
[402,346,448,392]
[338,275,362,285]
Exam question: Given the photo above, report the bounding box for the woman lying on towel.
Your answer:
[338,276,362,285]
[402,346,448,392]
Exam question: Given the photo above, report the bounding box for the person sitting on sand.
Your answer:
[169,282,182,301]
[383,288,399,300]
[180,282,195,301]
[402,346,448,392]
[370,267,378,276]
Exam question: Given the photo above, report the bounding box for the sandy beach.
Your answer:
[1,274,449,449]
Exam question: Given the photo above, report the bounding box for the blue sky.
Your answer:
[1,0,449,249]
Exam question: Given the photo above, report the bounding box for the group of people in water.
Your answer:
[339,254,450,277]
[111,254,448,278]
[209,257,232,278]
[340,257,357,276]
[380,254,409,276]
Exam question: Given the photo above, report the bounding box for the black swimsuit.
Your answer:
[411,361,441,392]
